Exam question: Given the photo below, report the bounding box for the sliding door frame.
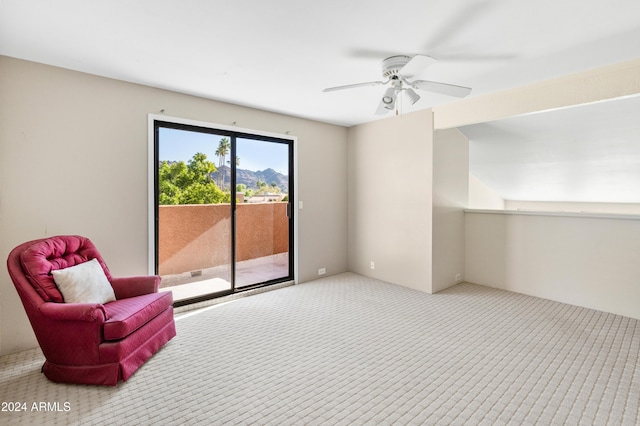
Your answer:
[147,114,298,302]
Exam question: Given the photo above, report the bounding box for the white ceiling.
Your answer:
[1,0,640,203]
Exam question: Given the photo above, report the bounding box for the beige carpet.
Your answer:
[1,273,638,425]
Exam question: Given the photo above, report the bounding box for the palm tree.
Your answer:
[227,156,240,168]
[225,155,240,192]
[215,137,230,189]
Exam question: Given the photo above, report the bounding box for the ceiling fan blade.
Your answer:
[417,1,516,63]
[322,80,386,92]
[348,48,515,64]
[429,53,516,62]
[347,48,401,60]
[410,80,472,98]
[424,1,494,50]
[399,55,437,78]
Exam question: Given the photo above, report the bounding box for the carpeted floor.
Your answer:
[1,273,638,425]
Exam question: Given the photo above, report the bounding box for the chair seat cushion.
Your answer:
[103,292,173,341]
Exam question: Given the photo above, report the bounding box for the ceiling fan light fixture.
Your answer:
[405,88,420,105]
[382,87,396,109]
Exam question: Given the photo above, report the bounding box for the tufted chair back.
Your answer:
[18,235,112,303]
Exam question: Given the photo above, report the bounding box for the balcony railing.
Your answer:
[158,202,289,295]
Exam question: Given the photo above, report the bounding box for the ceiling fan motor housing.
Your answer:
[381,55,412,78]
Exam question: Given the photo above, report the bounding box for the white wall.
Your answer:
[469,174,505,210]
[347,110,434,293]
[465,210,640,320]
[0,56,348,355]
[432,129,468,292]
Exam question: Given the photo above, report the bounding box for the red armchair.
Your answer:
[7,235,176,386]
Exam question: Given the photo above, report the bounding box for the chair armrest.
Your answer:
[111,275,161,299]
[39,302,106,322]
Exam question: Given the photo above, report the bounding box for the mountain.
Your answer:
[211,166,288,193]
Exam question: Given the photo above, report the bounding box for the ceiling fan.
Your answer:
[322,54,472,115]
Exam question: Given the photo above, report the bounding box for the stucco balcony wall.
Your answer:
[159,203,288,276]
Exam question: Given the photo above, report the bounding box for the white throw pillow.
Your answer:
[52,258,116,304]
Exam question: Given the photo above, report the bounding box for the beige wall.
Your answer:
[0,56,348,355]
[504,200,640,215]
[432,129,468,293]
[434,58,640,129]
[347,110,434,293]
[465,210,640,320]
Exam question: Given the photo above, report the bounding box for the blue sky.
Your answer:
[158,127,289,174]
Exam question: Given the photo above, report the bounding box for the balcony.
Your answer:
[158,202,289,301]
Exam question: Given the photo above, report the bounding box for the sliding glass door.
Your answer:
[235,137,292,288]
[153,120,294,305]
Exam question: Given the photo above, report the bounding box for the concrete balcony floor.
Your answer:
[161,253,289,302]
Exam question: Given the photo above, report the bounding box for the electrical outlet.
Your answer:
[318,267,326,275]
[370,261,375,270]
[455,273,461,282]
